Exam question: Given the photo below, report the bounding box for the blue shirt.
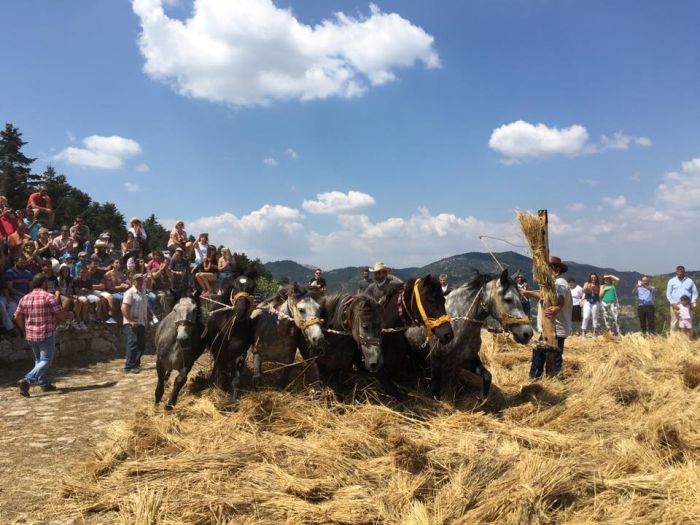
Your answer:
[22,218,41,240]
[636,285,655,306]
[666,276,698,304]
[4,267,33,298]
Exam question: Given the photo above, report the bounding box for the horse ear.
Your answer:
[292,282,301,294]
[422,274,432,284]
[500,268,509,286]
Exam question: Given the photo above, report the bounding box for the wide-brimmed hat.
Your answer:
[549,256,568,273]
[372,262,390,273]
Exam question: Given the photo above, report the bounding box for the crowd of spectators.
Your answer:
[0,188,238,338]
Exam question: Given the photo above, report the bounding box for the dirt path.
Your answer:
[0,350,158,524]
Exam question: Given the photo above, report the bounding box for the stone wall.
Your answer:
[0,324,156,365]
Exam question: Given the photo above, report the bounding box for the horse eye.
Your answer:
[298,307,305,314]
[361,324,369,330]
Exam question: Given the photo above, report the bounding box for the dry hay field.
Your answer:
[44,333,700,524]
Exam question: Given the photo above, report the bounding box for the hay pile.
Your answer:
[49,334,700,524]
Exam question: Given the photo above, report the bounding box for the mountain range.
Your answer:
[264,251,655,304]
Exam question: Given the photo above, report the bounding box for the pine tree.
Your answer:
[40,165,92,229]
[0,123,40,209]
[143,214,170,252]
[85,202,127,242]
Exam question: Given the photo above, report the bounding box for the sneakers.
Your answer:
[151,315,159,325]
[76,322,88,331]
[56,322,68,332]
[130,367,142,374]
[18,379,30,397]
[105,317,118,325]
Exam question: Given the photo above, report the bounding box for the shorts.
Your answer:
[679,319,692,329]
[571,305,582,322]
[79,294,101,304]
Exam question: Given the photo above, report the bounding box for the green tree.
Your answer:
[255,275,280,299]
[85,202,126,242]
[231,251,272,280]
[39,165,92,229]
[143,214,170,252]
[0,123,40,209]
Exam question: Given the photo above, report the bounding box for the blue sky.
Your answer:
[2,0,699,273]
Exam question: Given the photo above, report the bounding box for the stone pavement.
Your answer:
[0,350,158,523]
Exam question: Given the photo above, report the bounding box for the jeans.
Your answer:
[601,302,620,334]
[0,295,15,331]
[25,336,56,387]
[530,336,565,379]
[638,304,655,334]
[582,301,599,331]
[124,324,146,369]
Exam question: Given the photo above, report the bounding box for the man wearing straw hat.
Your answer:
[521,256,572,379]
[364,262,403,302]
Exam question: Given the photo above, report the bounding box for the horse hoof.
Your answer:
[164,404,174,412]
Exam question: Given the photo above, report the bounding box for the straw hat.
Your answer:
[372,262,390,273]
[549,256,568,273]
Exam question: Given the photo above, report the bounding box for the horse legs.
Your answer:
[165,367,190,410]
[430,355,442,400]
[464,356,492,400]
[155,358,166,404]
[252,353,262,390]
[230,352,247,407]
[377,368,404,401]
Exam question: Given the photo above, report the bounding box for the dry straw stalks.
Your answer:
[39,332,700,524]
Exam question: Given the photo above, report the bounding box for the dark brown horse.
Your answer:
[204,268,259,407]
[318,293,384,399]
[364,275,454,399]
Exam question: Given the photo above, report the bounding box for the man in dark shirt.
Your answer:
[168,247,189,292]
[357,268,373,293]
[439,274,452,296]
[308,269,327,293]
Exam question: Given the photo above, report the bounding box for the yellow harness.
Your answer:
[288,298,324,332]
[490,280,530,326]
[230,290,254,314]
[412,278,451,340]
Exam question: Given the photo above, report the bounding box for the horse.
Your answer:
[250,283,326,389]
[366,275,454,399]
[154,294,205,410]
[318,293,384,399]
[406,269,533,400]
[203,268,258,406]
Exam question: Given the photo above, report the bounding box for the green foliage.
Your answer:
[231,252,272,280]
[143,214,169,252]
[40,165,91,228]
[256,275,281,299]
[0,123,40,209]
[651,273,700,335]
[84,202,126,241]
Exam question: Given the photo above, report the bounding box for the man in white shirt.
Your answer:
[121,274,148,373]
[568,277,583,336]
[439,274,452,296]
[521,256,572,379]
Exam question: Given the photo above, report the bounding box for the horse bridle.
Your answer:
[230,289,254,317]
[342,295,382,347]
[489,280,530,326]
[286,297,324,334]
[398,278,451,341]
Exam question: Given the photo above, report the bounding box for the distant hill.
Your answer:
[264,251,656,304]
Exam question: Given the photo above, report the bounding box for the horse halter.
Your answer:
[287,297,323,333]
[410,278,451,340]
[342,295,382,347]
[230,289,254,316]
[490,280,530,326]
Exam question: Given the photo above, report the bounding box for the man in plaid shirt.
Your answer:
[14,273,74,397]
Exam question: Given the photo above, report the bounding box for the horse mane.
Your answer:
[267,283,324,308]
[324,294,378,328]
[463,272,498,292]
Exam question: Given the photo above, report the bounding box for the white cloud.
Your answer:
[286,148,298,159]
[132,0,439,107]
[263,158,279,167]
[656,157,700,212]
[135,163,150,173]
[601,195,628,209]
[489,120,651,163]
[489,120,589,162]
[567,202,585,212]
[302,190,375,214]
[54,135,142,169]
[125,182,141,192]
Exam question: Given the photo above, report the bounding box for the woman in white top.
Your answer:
[193,233,209,268]
[568,277,583,336]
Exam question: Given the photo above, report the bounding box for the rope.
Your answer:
[198,294,235,311]
[479,236,506,272]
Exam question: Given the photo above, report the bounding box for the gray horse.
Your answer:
[406,269,533,400]
[250,283,326,389]
[154,296,205,410]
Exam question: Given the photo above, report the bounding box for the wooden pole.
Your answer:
[537,210,558,375]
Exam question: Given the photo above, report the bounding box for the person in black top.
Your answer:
[357,268,373,292]
[308,268,327,293]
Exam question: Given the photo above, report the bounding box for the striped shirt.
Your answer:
[14,289,62,342]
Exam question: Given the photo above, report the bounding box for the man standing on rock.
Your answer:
[14,274,75,397]
[121,274,148,373]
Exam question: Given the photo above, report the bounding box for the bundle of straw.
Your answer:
[517,210,557,307]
